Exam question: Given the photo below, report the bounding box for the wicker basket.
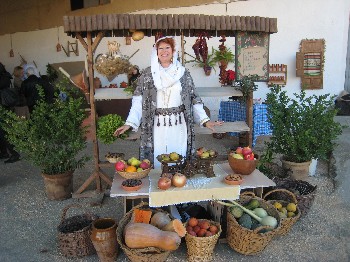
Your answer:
[117,168,151,180]
[185,219,222,262]
[226,192,281,255]
[57,204,97,258]
[116,202,176,262]
[263,189,301,235]
[272,178,317,216]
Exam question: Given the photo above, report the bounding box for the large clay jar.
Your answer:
[91,218,118,262]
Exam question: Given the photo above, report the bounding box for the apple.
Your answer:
[115,160,126,171]
[196,147,205,156]
[242,146,252,156]
[130,158,141,167]
[201,151,210,158]
[171,173,187,187]
[169,152,180,161]
[136,167,143,172]
[139,161,150,170]
[208,149,216,157]
[235,147,243,154]
[127,157,138,165]
[142,159,151,165]
[157,177,172,190]
[232,153,244,159]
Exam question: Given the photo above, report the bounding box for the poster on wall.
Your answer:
[235,32,269,81]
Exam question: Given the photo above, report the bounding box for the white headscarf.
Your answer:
[151,36,185,90]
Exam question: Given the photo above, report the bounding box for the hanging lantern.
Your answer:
[132,31,144,41]
[125,36,131,45]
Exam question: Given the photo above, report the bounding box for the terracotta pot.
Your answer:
[91,218,118,262]
[228,154,259,176]
[42,171,74,200]
[281,157,311,180]
[203,66,212,76]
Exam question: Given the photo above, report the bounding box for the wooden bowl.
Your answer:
[227,154,259,175]
[224,174,243,185]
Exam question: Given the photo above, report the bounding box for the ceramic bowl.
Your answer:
[121,179,142,192]
[228,154,259,175]
[224,174,243,185]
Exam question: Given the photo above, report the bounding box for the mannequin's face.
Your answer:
[157,42,173,66]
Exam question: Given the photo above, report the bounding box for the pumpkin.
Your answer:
[150,211,171,229]
[162,219,187,237]
[124,223,181,251]
[133,208,153,224]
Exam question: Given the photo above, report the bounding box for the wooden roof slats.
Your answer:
[63,14,278,36]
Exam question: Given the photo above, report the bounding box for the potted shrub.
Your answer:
[185,48,217,76]
[265,86,343,180]
[0,77,89,200]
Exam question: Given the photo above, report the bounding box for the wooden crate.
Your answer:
[207,201,227,240]
[123,196,149,215]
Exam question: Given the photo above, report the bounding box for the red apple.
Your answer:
[171,173,187,187]
[139,161,150,170]
[244,152,255,160]
[157,177,172,190]
[235,147,243,154]
[242,146,252,156]
[115,160,126,171]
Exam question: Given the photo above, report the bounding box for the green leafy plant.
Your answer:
[0,77,89,175]
[212,47,235,64]
[236,74,259,100]
[265,85,343,163]
[185,48,217,73]
[97,114,127,144]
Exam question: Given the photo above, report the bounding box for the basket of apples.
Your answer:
[115,157,151,179]
[185,217,222,261]
[228,146,259,175]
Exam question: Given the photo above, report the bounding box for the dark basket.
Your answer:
[272,177,317,217]
[57,204,97,258]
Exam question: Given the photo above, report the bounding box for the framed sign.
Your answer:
[235,32,270,81]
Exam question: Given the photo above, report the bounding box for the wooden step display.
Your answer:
[268,64,287,86]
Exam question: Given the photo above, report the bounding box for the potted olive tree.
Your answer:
[0,77,89,200]
[265,86,343,180]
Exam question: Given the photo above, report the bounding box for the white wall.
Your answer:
[0,0,349,102]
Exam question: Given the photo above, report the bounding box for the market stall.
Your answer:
[62,13,278,195]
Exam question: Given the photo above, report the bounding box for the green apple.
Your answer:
[127,157,137,165]
[130,159,141,167]
[201,151,210,158]
[136,167,143,172]
[169,152,180,161]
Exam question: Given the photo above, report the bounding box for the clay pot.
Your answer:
[42,171,74,200]
[91,218,118,262]
[281,157,311,180]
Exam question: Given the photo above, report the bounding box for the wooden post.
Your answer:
[246,92,253,148]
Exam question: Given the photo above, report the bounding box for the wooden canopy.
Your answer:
[63,14,277,37]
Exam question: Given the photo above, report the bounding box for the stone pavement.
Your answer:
[0,116,349,262]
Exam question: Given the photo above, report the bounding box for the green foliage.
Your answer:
[236,74,259,100]
[185,48,217,72]
[212,47,235,64]
[0,79,89,175]
[97,114,126,144]
[46,63,58,83]
[265,86,343,163]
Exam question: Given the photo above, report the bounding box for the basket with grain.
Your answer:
[263,188,301,235]
[226,192,281,255]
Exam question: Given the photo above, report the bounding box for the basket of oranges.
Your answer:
[115,157,151,179]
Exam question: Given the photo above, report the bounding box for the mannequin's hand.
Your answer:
[205,121,224,132]
[114,125,131,137]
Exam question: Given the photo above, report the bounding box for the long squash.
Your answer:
[124,223,181,251]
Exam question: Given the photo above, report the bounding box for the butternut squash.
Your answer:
[150,212,171,229]
[162,219,187,237]
[133,208,153,224]
[124,223,181,251]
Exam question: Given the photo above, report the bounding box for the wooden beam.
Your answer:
[92,31,105,53]
[76,33,88,52]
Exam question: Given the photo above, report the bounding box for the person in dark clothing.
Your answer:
[0,62,20,163]
[20,67,42,113]
[40,75,55,104]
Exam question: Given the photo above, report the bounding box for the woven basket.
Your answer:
[117,168,151,180]
[57,204,97,258]
[272,178,317,216]
[263,189,301,235]
[226,192,281,255]
[185,219,222,262]
[116,202,175,262]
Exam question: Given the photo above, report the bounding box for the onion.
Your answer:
[171,173,187,187]
[158,177,171,190]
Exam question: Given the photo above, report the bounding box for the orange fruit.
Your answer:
[125,165,137,172]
